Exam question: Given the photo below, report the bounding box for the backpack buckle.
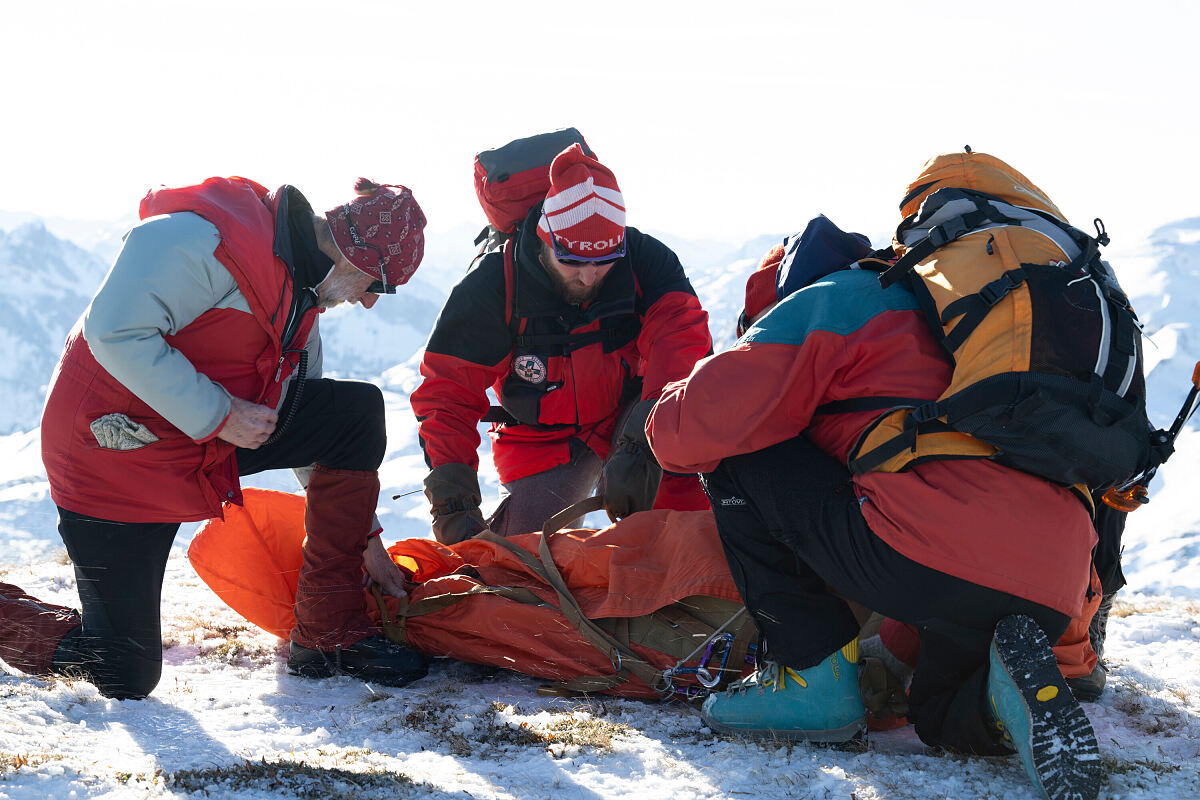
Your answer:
[979,269,1026,307]
[909,402,942,424]
[927,215,973,248]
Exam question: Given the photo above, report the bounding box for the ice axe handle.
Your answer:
[1167,360,1200,440]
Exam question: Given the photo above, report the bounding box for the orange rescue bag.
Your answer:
[189,489,754,699]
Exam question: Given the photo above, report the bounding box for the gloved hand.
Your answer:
[600,398,662,522]
[423,463,487,545]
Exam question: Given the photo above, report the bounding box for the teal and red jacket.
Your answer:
[648,269,1095,618]
[42,178,320,522]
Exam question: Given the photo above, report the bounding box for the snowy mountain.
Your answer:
[0,215,1198,800]
[1098,219,1200,597]
[0,222,109,435]
[0,210,135,263]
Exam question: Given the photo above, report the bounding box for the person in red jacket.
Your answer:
[647,217,1102,800]
[411,145,712,543]
[0,176,428,698]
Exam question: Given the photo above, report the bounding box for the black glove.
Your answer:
[600,399,662,522]
[423,463,487,545]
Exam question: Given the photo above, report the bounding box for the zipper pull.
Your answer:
[274,355,285,382]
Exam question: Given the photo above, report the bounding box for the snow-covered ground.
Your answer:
[1,553,1197,799]
[2,218,1198,799]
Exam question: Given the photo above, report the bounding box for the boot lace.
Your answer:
[726,660,808,695]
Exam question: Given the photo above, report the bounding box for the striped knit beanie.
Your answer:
[536,144,626,262]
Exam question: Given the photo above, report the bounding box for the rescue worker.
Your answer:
[0,176,428,699]
[647,205,1103,800]
[411,144,712,542]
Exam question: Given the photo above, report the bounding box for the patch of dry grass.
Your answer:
[1110,597,1200,618]
[1102,754,1181,777]
[0,751,67,773]
[166,755,414,798]
[1111,681,1191,736]
[381,694,637,758]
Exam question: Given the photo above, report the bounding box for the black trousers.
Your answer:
[54,378,384,699]
[1091,494,1128,596]
[701,434,1069,753]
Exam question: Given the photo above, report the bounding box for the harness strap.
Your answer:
[939,267,1028,354]
[813,397,926,416]
[373,576,545,647]
[847,405,955,474]
[878,205,1009,288]
[473,498,670,693]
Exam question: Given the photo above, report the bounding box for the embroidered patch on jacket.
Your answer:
[513,355,547,384]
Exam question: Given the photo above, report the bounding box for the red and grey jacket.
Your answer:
[648,268,1096,618]
[412,205,711,484]
[41,177,320,522]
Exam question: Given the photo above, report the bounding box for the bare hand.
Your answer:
[217,396,278,449]
[363,536,408,599]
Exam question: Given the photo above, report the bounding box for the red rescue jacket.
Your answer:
[41,178,318,522]
[412,206,711,484]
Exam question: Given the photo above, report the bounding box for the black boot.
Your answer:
[1065,662,1107,703]
[287,635,428,687]
[1088,592,1116,662]
[1066,591,1115,702]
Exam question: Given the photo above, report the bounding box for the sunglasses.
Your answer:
[342,203,393,295]
[544,213,626,266]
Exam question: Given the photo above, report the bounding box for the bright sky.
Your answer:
[2,0,1197,246]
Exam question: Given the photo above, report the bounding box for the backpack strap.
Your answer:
[373,583,545,647]
[938,267,1029,353]
[813,397,927,416]
[481,239,528,426]
[877,198,1019,288]
[503,237,519,334]
[847,402,956,474]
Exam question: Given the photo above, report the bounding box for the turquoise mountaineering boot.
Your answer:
[701,638,865,742]
[987,615,1102,800]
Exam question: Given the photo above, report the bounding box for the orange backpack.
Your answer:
[843,150,1167,490]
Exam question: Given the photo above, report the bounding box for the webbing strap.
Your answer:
[813,397,925,416]
[474,497,670,694]
[513,328,608,350]
[848,424,919,475]
[848,405,954,475]
[373,580,545,647]
[878,206,1003,288]
[536,515,669,693]
[539,673,629,696]
[407,584,545,617]
[939,268,1028,354]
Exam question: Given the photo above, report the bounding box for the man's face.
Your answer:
[316,260,379,309]
[539,244,617,305]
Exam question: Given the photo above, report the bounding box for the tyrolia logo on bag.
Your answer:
[513,355,547,384]
[719,497,747,507]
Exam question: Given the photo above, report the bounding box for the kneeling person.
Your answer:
[5,176,429,698]
[648,205,1101,798]
[412,144,712,541]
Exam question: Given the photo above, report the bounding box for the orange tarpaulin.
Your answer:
[189,488,749,698]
